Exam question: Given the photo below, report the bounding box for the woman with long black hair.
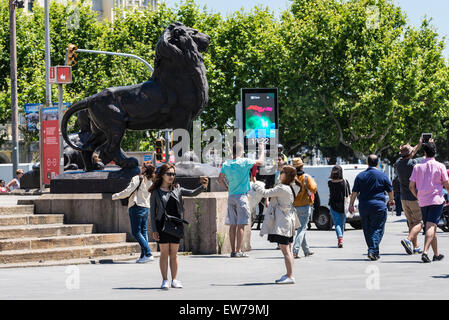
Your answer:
[149,164,208,290]
[328,165,350,248]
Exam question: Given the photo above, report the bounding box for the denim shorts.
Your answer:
[421,204,444,225]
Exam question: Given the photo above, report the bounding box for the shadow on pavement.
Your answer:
[328,258,368,262]
[380,261,422,264]
[431,274,449,279]
[113,287,162,290]
[211,282,277,287]
[188,256,231,259]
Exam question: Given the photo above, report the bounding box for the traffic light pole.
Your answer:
[164,130,170,164]
[9,0,19,179]
[73,48,154,73]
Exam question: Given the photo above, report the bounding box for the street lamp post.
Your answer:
[9,0,23,179]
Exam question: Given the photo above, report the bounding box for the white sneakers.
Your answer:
[160,280,170,290]
[171,279,183,288]
[136,255,154,263]
[275,275,295,284]
[160,279,183,289]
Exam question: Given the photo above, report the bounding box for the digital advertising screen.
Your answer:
[242,88,278,139]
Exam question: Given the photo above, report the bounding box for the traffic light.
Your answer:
[66,43,78,66]
[155,137,165,161]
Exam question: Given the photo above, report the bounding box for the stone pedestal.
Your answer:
[33,192,251,254]
[50,167,140,194]
[181,192,251,254]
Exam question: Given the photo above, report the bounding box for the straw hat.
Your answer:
[292,157,304,167]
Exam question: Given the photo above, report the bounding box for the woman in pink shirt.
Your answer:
[409,140,449,263]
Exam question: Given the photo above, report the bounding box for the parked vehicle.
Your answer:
[303,164,368,230]
[438,193,449,232]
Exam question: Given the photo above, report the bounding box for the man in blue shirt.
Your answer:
[349,155,395,260]
[218,142,265,257]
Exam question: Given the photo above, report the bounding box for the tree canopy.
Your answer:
[0,0,447,162]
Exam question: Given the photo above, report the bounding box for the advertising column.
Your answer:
[41,106,60,185]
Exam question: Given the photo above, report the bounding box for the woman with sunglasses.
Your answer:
[112,161,156,263]
[253,165,301,284]
[149,164,208,290]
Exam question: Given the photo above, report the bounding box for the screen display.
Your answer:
[243,90,277,139]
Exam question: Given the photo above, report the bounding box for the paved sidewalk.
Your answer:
[0,213,448,300]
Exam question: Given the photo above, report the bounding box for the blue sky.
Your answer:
[161,0,449,58]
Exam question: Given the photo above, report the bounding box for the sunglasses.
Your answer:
[165,172,176,177]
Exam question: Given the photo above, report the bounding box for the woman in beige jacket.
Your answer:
[112,161,156,263]
[253,165,301,284]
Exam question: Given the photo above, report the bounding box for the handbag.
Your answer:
[344,179,353,218]
[289,185,300,230]
[157,189,189,239]
[120,176,143,206]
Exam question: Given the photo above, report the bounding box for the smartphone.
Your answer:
[422,133,432,143]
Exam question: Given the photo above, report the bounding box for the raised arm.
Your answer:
[253,182,285,198]
[254,143,265,166]
[112,175,139,200]
[410,137,423,159]
[181,185,206,197]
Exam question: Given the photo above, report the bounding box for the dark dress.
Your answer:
[156,190,182,244]
[268,234,293,245]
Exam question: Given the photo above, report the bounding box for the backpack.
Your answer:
[304,174,315,202]
[120,176,144,206]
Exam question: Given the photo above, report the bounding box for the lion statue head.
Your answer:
[154,22,210,116]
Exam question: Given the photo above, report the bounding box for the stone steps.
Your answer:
[0,205,35,215]
[0,242,142,264]
[0,252,161,269]
[0,202,158,267]
[0,224,94,240]
[0,214,64,226]
[0,233,129,251]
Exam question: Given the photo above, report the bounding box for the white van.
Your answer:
[303,164,368,230]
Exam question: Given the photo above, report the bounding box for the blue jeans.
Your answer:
[359,205,387,256]
[330,208,346,239]
[293,206,312,255]
[129,205,152,258]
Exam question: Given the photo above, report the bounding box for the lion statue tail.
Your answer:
[61,99,90,152]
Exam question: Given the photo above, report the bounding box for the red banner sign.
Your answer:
[42,108,60,184]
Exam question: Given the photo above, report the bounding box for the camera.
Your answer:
[422,133,432,143]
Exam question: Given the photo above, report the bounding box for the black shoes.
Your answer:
[422,253,444,262]
[433,254,445,262]
[421,253,431,263]
[367,253,379,261]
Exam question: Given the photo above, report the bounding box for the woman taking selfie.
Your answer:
[112,161,156,263]
[253,165,301,284]
[149,164,208,290]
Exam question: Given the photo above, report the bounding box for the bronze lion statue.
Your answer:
[61,22,209,170]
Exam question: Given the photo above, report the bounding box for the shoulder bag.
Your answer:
[157,189,189,239]
[344,179,353,218]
